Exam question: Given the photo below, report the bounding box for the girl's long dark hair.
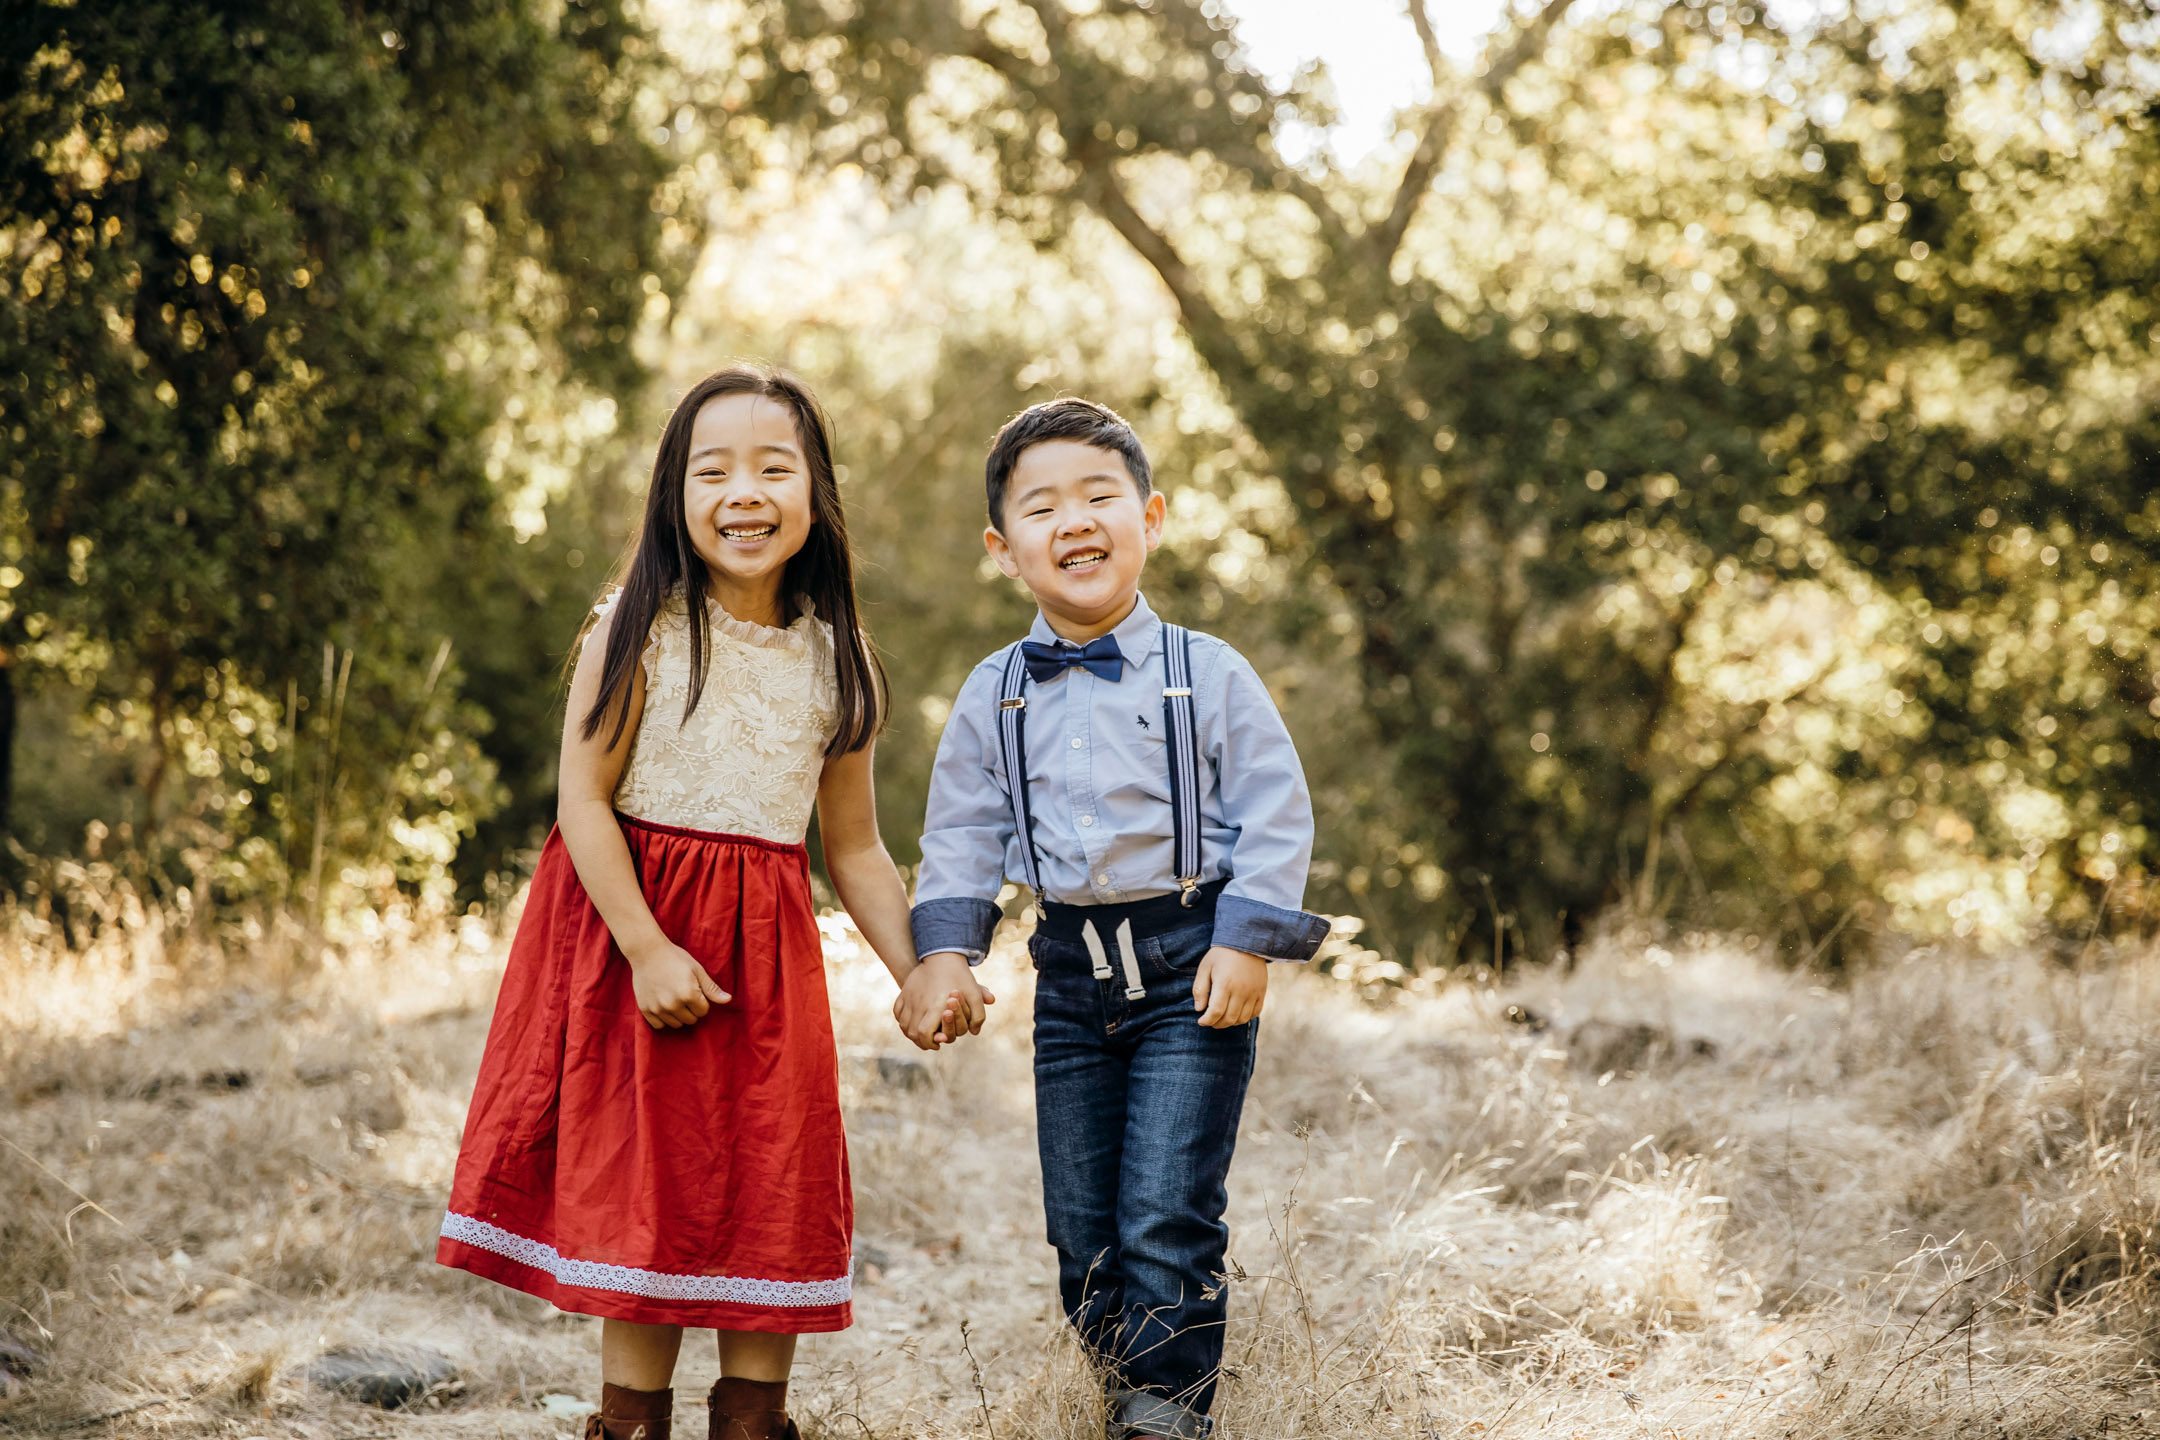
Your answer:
[579,365,887,756]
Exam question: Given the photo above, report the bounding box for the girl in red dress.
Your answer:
[438,367,976,1440]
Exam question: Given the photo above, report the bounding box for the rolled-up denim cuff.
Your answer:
[910,897,1001,965]
[1211,896,1331,962]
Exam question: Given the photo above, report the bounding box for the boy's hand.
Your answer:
[624,941,730,1029]
[895,952,995,1049]
[1193,946,1268,1028]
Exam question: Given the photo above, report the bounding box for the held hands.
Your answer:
[889,945,1258,1042]
[894,951,996,1051]
[625,940,730,1029]
[1193,945,1268,1028]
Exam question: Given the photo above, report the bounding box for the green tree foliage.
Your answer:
[739,0,2160,957]
[7,0,2152,964]
[0,0,673,909]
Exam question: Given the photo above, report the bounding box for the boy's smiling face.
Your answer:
[986,439,1166,640]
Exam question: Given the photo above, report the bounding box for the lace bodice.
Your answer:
[600,592,838,844]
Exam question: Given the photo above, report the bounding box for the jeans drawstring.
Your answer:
[1082,918,1147,1000]
[1081,919,1113,980]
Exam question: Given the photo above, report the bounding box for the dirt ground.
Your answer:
[3,902,2158,1438]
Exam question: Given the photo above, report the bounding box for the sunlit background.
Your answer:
[6,0,2159,966]
[8,8,2160,1433]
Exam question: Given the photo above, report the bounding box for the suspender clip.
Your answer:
[1162,686,1192,698]
[1177,876,1201,907]
[999,697,1027,711]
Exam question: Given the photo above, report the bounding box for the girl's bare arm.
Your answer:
[558,613,727,1028]
[817,743,992,1045]
[814,743,916,985]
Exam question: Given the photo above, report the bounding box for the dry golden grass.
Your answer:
[2,886,2158,1438]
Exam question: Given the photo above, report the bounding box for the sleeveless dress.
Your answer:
[436,594,852,1331]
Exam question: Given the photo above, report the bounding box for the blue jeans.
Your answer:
[1031,912,1257,1421]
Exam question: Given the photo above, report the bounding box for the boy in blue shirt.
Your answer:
[899,399,1330,1439]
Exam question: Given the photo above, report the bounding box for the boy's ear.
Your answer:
[983,525,1023,580]
[1141,490,1167,551]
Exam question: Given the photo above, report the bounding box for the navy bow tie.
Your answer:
[1020,635,1127,684]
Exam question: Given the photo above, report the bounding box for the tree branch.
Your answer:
[1091,0,1361,251]
[1082,162,1257,393]
[1374,0,1577,267]
[972,0,1265,392]
[1629,587,1705,768]
[962,34,1037,98]
[1230,139,1359,258]
[1405,0,1445,87]
[1018,0,1359,267]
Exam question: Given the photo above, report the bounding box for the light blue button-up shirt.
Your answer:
[910,593,1330,963]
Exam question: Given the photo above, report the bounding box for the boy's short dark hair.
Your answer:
[984,398,1153,530]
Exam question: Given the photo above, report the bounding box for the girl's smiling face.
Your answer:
[683,391,815,618]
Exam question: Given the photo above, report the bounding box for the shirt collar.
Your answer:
[1026,592,1162,665]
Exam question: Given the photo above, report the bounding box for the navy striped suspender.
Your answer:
[996,643,1045,901]
[995,627,1204,906]
[1160,625,1204,905]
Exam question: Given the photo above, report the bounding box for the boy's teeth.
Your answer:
[1061,551,1106,569]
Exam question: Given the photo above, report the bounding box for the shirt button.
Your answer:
[1096,873,1111,886]
[1079,815,1094,827]
[1070,737,1085,749]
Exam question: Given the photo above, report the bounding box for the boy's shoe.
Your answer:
[707,1377,799,1440]
[583,1383,673,1440]
[1108,1386,1212,1439]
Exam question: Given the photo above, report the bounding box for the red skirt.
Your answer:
[437,816,852,1331]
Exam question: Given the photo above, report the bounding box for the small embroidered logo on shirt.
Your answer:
[1135,715,1151,731]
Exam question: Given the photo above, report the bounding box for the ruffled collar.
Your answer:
[706,593,819,652]
[596,586,820,652]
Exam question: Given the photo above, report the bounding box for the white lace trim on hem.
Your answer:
[440,1212,852,1308]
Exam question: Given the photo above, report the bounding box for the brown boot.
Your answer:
[583,1382,674,1440]
[707,1376,798,1440]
